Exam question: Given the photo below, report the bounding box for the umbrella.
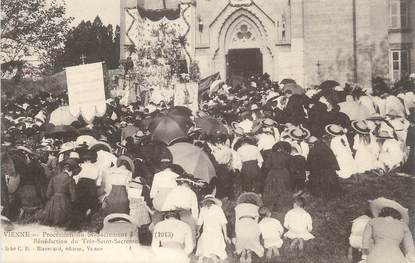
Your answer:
[195,117,228,136]
[209,79,225,94]
[280,78,296,85]
[49,106,78,126]
[339,101,371,121]
[282,83,305,95]
[319,80,340,91]
[167,106,193,118]
[168,142,216,183]
[45,125,79,137]
[369,197,409,224]
[149,115,191,145]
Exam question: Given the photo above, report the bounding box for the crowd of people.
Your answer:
[1,73,415,263]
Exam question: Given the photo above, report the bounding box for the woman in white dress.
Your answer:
[325,124,356,179]
[196,195,230,263]
[351,121,381,174]
[377,131,404,173]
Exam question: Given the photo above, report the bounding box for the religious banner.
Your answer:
[66,62,107,123]
[174,82,198,113]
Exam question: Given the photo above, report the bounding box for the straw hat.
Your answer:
[351,120,370,135]
[288,127,310,141]
[369,197,409,224]
[59,141,76,154]
[262,118,277,126]
[325,124,346,136]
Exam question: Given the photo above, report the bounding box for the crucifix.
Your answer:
[316,60,321,79]
[80,53,87,64]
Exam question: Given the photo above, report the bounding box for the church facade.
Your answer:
[120,0,414,89]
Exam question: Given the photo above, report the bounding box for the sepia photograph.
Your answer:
[1,0,415,262]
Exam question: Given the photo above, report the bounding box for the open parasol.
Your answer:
[168,142,216,183]
[149,115,192,145]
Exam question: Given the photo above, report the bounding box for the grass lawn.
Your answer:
[69,174,415,262]
[216,174,415,263]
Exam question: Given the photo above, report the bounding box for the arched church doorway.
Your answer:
[226,48,263,81]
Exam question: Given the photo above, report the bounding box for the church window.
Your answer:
[236,24,252,40]
[390,0,409,29]
[391,50,410,80]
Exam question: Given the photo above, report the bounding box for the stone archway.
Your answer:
[210,7,275,81]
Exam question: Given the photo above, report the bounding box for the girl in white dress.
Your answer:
[284,197,314,251]
[258,207,284,259]
[351,121,381,174]
[325,124,356,179]
[196,195,230,263]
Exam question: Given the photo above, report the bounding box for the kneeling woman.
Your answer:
[103,155,133,215]
[39,158,78,227]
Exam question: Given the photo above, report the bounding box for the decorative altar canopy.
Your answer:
[137,0,182,21]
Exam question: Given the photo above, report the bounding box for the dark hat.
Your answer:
[351,120,370,135]
[325,124,346,136]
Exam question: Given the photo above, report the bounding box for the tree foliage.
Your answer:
[54,16,120,72]
[1,0,72,75]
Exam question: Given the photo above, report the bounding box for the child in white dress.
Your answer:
[258,207,284,259]
[196,195,230,263]
[283,197,314,251]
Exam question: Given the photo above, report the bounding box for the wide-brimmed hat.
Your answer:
[117,155,135,174]
[325,124,346,136]
[376,130,394,140]
[305,136,318,144]
[76,135,97,148]
[17,145,34,155]
[59,141,76,154]
[351,120,370,134]
[288,127,310,141]
[369,197,409,224]
[262,118,277,126]
[90,141,112,153]
[201,194,222,207]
